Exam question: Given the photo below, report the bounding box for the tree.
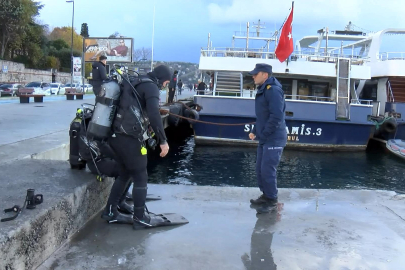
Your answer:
[133,47,152,62]
[48,39,70,51]
[0,0,43,59]
[49,26,83,52]
[80,23,89,38]
[109,32,121,38]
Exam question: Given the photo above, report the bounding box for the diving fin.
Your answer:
[126,193,162,202]
[133,213,188,230]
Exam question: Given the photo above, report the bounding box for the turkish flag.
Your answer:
[275,6,294,63]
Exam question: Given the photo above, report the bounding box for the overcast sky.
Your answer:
[38,0,405,63]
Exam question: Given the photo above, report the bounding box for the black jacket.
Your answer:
[114,74,167,144]
[168,74,177,88]
[91,61,108,87]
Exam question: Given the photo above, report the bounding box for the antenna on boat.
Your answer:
[252,19,266,37]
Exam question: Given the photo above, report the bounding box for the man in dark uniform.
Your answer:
[101,65,172,229]
[248,63,287,214]
[168,70,178,103]
[91,55,108,96]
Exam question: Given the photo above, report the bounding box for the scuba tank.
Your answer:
[87,81,121,140]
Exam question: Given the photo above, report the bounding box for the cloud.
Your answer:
[208,0,405,31]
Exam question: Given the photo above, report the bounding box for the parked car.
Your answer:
[81,84,93,93]
[49,83,65,95]
[17,82,51,96]
[0,84,23,96]
[0,84,14,97]
[65,83,82,93]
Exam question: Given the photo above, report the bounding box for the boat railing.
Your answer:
[200,48,368,65]
[351,99,380,116]
[284,94,334,102]
[379,52,405,61]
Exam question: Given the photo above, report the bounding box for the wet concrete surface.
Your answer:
[38,185,405,270]
[0,159,113,269]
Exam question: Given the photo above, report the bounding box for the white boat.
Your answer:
[191,21,405,150]
[386,139,405,159]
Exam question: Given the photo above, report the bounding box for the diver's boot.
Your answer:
[101,204,133,224]
[132,207,189,230]
[125,191,133,202]
[250,194,269,205]
[118,201,134,215]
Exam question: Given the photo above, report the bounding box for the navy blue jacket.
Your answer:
[252,77,287,146]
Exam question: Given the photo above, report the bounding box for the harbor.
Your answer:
[0,92,405,269]
[1,1,405,268]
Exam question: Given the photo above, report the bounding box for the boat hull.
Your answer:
[193,115,375,151]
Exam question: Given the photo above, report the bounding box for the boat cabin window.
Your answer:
[278,79,293,99]
[358,82,377,102]
[297,80,329,101]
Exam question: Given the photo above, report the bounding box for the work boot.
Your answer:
[255,197,278,214]
[250,194,268,205]
[101,204,133,224]
[117,201,134,215]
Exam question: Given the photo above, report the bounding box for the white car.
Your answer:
[81,84,93,93]
[24,82,51,95]
[49,83,64,95]
[65,83,82,93]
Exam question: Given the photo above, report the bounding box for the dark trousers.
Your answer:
[107,134,148,219]
[256,145,283,199]
[168,88,175,103]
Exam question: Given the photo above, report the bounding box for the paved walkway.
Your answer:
[38,185,405,270]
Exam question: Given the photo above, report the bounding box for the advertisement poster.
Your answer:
[73,57,82,83]
[84,38,133,63]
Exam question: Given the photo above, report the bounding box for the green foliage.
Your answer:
[48,39,70,50]
[80,23,89,38]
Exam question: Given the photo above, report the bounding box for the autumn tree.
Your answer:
[49,26,83,52]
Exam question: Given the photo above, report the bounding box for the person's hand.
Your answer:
[160,143,169,157]
[249,133,256,140]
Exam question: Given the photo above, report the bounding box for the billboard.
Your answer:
[73,57,82,83]
[84,38,133,63]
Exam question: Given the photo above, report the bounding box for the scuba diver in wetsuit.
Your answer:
[101,65,173,228]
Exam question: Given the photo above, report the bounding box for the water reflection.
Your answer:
[241,203,283,270]
[148,137,405,193]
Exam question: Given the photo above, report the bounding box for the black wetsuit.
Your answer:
[91,61,108,96]
[104,71,167,220]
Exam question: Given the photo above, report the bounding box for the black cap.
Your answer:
[249,63,272,75]
[153,65,171,83]
[99,55,107,61]
[174,70,178,75]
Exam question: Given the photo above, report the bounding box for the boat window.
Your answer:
[278,79,293,99]
[285,111,293,117]
[359,82,377,101]
[297,80,329,101]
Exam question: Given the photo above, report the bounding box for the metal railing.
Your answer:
[284,94,334,102]
[351,99,380,116]
[200,48,368,65]
[387,80,395,102]
[379,52,405,61]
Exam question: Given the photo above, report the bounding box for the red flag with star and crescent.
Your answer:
[275,5,294,62]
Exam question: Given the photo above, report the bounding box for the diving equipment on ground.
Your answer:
[1,189,43,222]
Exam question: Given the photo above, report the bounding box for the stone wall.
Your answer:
[0,60,71,84]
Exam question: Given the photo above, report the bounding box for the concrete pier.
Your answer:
[1,92,405,269]
[37,185,405,270]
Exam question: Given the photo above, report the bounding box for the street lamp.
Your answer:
[66,0,74,87]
